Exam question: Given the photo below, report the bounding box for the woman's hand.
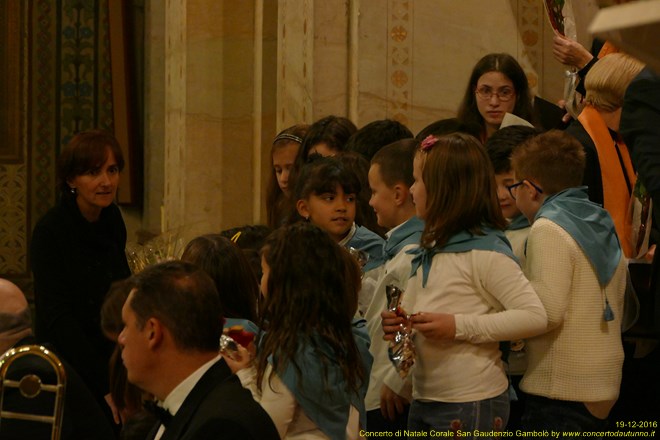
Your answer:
[381,310,405,341]
[222,342,254,374]
[410,312,456,341]
[380,385,409,421]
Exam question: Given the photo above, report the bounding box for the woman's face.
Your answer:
[272,142,300,197]
[475,71,517,133]
[68,149,120,221]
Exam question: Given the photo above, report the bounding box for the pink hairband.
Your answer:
[420,135,438,151]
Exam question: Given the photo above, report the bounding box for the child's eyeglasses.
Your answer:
[475,86,515,102]
[506,180,543,200]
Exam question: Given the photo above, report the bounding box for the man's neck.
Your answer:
[151,351,220,401]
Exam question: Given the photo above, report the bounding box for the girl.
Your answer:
[299,115,357,159]
[266,124,309,229]
[457,53,536,141]
[381,133,547,433]
[226,223,373,439]
[291,155,384,271]
[180,234,260,333]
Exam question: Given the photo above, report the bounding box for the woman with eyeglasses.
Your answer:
[457,53,536,142]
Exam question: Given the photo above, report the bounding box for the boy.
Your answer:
[511,130,627,433]
[485,124,539,429]
[363,138,423,435]
[485,125,539,264]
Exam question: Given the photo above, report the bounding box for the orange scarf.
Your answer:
[578,105,635,257]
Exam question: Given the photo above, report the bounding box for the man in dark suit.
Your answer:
[118,261,278,440]
[0,278,115,440]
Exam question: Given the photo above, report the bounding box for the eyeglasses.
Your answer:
[475,86,515,102]
[506,179,543,200]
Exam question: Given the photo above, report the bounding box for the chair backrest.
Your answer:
[0,345,67,440]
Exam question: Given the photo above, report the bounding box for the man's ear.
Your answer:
[296,199,310,220]
[145,317,164,349]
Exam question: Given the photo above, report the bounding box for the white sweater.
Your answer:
[520,218,626,407]
[402,249,547,402]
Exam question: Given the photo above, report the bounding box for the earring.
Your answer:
[305,215,310,221]
[69,187,77,195]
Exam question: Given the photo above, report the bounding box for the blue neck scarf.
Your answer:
[370,217,424,270]
[270,318,373,439]
[223,318,259,335]
[407,227,517,287]
[535,187,621,287]
[507,214,530,231]
[347,225,386,272]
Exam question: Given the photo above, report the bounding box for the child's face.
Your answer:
[410,155,428,219]
[494,171,521,220]
[297,184,356,242]
[368,164,398,229]
[512,174,543,223]
[272,142,300,197]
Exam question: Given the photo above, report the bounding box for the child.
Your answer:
[219,224,272,280]
[292,155,385,271]
[226,223,373,439]
[180,234,260,333]
[381,133,547,434]
[338,150,387,238]
[266,124,309,229]
[363,138,423,435]
[511,130,627,433]
[485,124,540,430]
[485,126,540,270]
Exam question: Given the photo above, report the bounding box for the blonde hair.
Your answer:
[585,53,645,112]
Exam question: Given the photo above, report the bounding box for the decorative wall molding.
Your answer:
[387,0,413,126]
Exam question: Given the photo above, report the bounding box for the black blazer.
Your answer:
[147,359,279,440]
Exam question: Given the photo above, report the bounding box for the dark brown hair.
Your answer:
[289,155,361,224]
[180,234,259,322]
[371,138,418,188]
[128,261,222,353]
[57,129,125,196]
[485,125,540,174]
[457,53,535,137]
[256,223,365,395]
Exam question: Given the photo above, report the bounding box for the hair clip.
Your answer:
[274,133,303,144]
[230,231,242,243]
[420,135,438,151]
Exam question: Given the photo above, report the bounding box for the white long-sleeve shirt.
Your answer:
[237,365,360,440]
[401,249,547,402]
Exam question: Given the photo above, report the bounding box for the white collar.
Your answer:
[161,354,222,416]
[338,222,357,247]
